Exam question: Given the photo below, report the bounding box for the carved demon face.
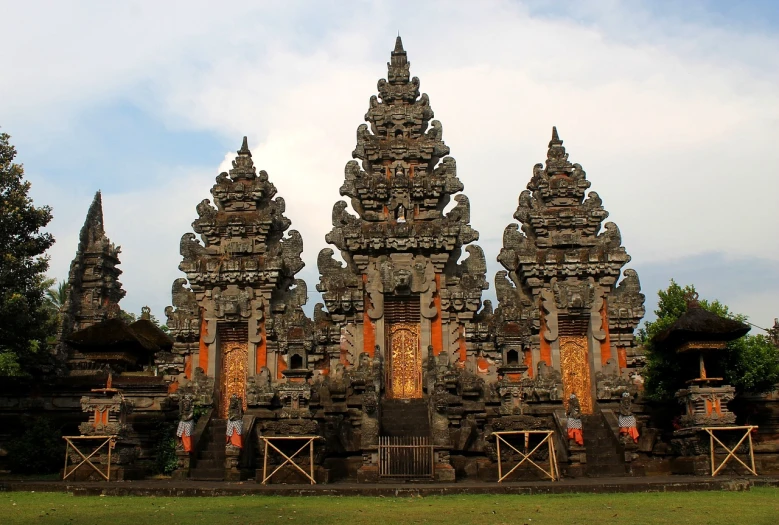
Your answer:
[394,269,412,293]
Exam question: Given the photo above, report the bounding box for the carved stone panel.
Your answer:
[388,323,422,399]
[220,343,248,417]
[559,335,593,414]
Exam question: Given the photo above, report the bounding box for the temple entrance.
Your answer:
[384,297,422,399]
[559,335,593,414]
[217,323,248,418]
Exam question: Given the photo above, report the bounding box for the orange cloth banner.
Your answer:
[228,433,242,448]
[620,427,640,443]
[181,435,192,452]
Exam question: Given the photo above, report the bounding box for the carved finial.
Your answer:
[239,136,251,156]
[394,35,404,53]
[388,35,409,83]
[140,306,151,320]
[545,126,572,174]
[684,290,700,309]
[230,136,256,179]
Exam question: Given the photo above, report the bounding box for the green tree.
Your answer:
[45,279,69,311]
[641,280,779,402]
[0,131,56,376]
[43,278,68,333]
[118,309,137,324]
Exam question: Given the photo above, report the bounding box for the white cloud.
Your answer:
[3,1,778,327]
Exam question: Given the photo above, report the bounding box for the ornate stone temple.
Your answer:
[314,36,489,480]
[496,127,646,415]
[160,137,310,419]
[155,37,649,481]
[3,37,778,481]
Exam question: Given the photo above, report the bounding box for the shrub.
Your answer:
[7,416,64,474]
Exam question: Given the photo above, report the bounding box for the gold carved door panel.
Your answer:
[559,335,593,414]
[220,343,248,418]
[388,323,422,399]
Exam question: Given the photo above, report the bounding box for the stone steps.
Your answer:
[582,411,628,478]
[189,418,227,481]
[380,399,430,437]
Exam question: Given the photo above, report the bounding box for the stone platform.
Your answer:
[1,476,777,497]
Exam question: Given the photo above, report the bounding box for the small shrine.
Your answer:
[653,292,749,428]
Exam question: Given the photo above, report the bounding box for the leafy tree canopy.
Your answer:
[0,131,56,375]
[640,280,779,402]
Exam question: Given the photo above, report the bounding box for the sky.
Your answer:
[1,0,778,333]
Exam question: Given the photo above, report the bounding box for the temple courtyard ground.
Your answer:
[2,486,779,525]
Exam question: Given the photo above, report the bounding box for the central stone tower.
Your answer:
[317,37,487,405]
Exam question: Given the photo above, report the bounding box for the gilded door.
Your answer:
[559,335,593,414]
[388,323,422,399]
[220,343,248,417]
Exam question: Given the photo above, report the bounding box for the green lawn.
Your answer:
[2,489,778,525]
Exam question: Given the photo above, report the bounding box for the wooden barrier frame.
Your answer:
[702,425,758,477]
[494,430,559,482]
[260,436,321,485]
[62,435,116,481]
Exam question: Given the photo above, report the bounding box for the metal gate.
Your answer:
[378,436,434,479]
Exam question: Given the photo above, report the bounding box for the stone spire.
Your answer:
[59,191,125,353]
[496,127,644,402]
[317,37,488,374]
[162,137,310,402]
[79,191,106,249]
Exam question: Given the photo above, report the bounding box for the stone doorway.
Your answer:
[558,318,594,414]
[217,323,248,418]
[384,297,422,399]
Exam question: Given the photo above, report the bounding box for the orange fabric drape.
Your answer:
[600,299,612,366]
[539,309,552,367]
[198,315,209,374]
[363,275,375,357]
[567,428,583,446]
[431,275,443,355]
[256,318,267,371]
[620,427,640,443]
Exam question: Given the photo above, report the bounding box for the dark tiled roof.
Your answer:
[653,306,750,346]
[66,318,173,353]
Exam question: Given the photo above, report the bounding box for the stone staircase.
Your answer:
[582,410,628,477]
[189,418,226,481]
[380,399,430,437]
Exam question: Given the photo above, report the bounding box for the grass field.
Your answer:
[2,489,778,525]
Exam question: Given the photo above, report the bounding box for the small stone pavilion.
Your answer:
[0,38,777,482]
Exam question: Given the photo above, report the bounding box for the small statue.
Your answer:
[618,392,639,443]
[226,394,244,448]
[176,395,195,452]
[566,393,583,446]
[396,204,407,223]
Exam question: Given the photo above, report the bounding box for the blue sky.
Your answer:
[1,0,777,332]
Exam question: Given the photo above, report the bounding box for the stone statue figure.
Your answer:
[396,204,407,223]
[566,393,583,446]
[246,367,275,406]
[360,385,379,448]
[226,394,244,449]
[176,395,195,452]
[618,392,639,443]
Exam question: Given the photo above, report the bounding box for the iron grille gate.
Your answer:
[379,436,434,479]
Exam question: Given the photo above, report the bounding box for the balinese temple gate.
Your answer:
[22,37,776,484]
[156,37,648,482]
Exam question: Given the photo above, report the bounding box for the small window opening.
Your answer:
[290,354,304,369]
